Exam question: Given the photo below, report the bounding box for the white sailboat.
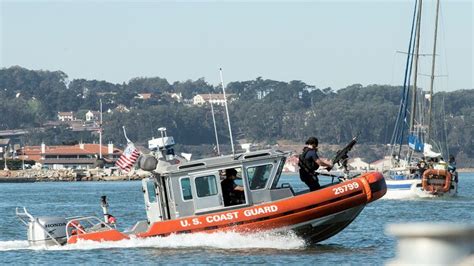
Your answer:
[384,0,458,199]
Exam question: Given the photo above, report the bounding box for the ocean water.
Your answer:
[0,173,472,264]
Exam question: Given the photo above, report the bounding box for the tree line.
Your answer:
[0,66,473,164]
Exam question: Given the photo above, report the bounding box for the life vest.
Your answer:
[298,147,319,175]
[108,215,117,225]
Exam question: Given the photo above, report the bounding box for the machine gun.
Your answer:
[329,134,359,179]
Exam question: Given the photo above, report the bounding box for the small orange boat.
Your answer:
[17,135,386,246]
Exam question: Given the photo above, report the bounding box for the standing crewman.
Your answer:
[448,155,458,183]
[298,137,333,191]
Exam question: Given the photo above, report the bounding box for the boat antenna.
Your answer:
[158,127,167,149]
[209,93,221,155]
[219,68,235,156]
[99,98,103,159]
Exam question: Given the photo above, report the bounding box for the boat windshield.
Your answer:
[271,158,286,188]
[247,164,273,190]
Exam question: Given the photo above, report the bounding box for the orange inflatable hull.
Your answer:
[67,229,129,244]
[68,172,386,244]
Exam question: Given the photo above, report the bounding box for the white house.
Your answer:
[257,89,273,100]
[135,93,152,100]
[114,104,130,113]
[169,92,183,102]
[193,94,233,106]
[85,111,100,121]
[58,112,74,121]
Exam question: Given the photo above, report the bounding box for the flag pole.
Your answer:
[122,126,131,143]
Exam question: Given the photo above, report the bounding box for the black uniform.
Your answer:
[298,147,321,191]
[221,178,243,206]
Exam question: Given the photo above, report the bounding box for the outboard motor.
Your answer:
[29,217,67,246]
[16,208,67,246]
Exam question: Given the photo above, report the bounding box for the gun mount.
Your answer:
[331,135,358,179]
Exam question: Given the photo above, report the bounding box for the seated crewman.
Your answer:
[221,168,244,206]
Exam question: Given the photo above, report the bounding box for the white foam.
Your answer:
[0,231,306,251]
[0,240,30,251]
[382,190,419,200]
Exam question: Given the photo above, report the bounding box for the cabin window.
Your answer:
[146,181,157,203]
[195,175,218,198]
[180,177,193,201]
[247,164,273,190]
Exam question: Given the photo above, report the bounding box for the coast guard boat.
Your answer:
[17,130,386,246]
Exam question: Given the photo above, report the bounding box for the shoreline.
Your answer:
[0,169,141,182]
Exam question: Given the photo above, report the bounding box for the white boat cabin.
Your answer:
[141,149,293,224]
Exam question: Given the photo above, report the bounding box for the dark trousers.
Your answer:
[299,170,320,191]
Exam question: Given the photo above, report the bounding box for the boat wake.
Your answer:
[382,193,420,200]
[0,231,306,251]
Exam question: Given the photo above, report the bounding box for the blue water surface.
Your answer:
[0,173,473,265]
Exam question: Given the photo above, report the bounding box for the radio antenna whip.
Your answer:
[209,93,221,155]
[99,99,103,159]
[219,68,235,156]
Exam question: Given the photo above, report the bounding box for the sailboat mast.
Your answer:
[409,0,423,134]
[427,0,441,141]
[99,98,103,159]
[394,0,419,161]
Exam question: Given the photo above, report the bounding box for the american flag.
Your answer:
[115,142,140,173]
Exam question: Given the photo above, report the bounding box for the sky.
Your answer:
[0,0,472,91]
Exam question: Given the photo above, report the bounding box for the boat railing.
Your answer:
[65,216,115,240]
[16,207,34,226]
[15,207,64,246]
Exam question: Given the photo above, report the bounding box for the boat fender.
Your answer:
[139,155,158,171]
[360,177,372,202]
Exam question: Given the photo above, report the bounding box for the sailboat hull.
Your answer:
[384,177,457,199]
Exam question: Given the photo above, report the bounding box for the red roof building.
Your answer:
[22,143,123,169]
